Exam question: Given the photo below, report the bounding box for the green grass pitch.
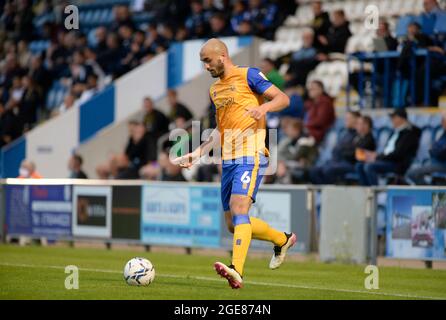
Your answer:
[0,244,445,300]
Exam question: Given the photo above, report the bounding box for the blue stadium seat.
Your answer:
[415,127,434,164]
[316,129,338,166]
[376,127,392,154]
[29,40,50,54]
[434,126,444,141]
[395,15,417,38]
[372,115,391,130]
[410,113,431,128]
[429,113,442,128]
[92,9,102,23]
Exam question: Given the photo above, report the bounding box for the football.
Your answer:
[123,257,156,286]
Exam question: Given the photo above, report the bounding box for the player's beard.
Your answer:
[210,59,225,78]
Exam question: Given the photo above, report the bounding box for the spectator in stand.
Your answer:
[63,50,93,86]
[423,0,445,18]
[144,23,169,55]
[397,22,444,105]
[68,154,88,179]
[275,118,318,184]
[118,24,134,53]
[248,0,279,40]
[158,149,186,181]
[0,1,16,35]
[77,73,99,105]
[167,89,193,123]
[208,12,234,38]
[356,109,421,186]
[56,92,78,115]
[1,53,25,92]
[121,120,151,178]
[18,159,42,178]
[185,0,208,39]
[376,19,398,51]
[175,25,189,42]
[203,0,220,21]
[285,28,320,88]
[275,0,299,25]
[260,58,285,90]
[309,111,361,184]
[142,96,170,161]
[17,40,31,68]
[231,1,251,35]
[311,0,332,51]
[158,23,175,50]
[29,55,52,99]
[110,5,135,33]
[303,80,335,144]
[94,26,108,56]
[82,47,106,88]
[318,9,352,54]
[398,22,433,80]
[354,115,377,159]
[97,32,126,77]
[406,111,446,185]
[19,75,42,131]
[14,0,34,41]
[96,120,149,179]
[237,19,254,36]
[46,31,76,79]
[0,101,21,147]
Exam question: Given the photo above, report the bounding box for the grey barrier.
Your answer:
[2,179,445,264]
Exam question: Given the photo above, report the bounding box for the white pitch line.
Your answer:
[0,262,444,300]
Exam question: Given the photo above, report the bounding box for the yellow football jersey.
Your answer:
[210,66,272,160]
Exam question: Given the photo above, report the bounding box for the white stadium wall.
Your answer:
[26,107,79,178]
[115,53,168,122]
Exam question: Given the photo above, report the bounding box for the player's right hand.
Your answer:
[171,151,199,169]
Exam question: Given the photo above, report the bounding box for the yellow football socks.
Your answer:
[231,214,252,276]
[250,217,287,247]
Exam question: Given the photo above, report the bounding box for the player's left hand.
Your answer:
[245,105,267,120]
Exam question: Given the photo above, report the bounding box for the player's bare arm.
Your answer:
[245,85,290,120]
[172,126,220,168]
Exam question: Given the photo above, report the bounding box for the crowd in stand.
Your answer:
[0,0,295,149]
[5,0,446,187]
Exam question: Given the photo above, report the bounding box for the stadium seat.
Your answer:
[316,129,338,166]
[430,114,443,128]
[395,15,416,38]
[415,127,434,163]
[376,127,392,153]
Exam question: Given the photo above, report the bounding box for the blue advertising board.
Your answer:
[141,184,221,248]
[386,188,446,260]
[5,185,72,238]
